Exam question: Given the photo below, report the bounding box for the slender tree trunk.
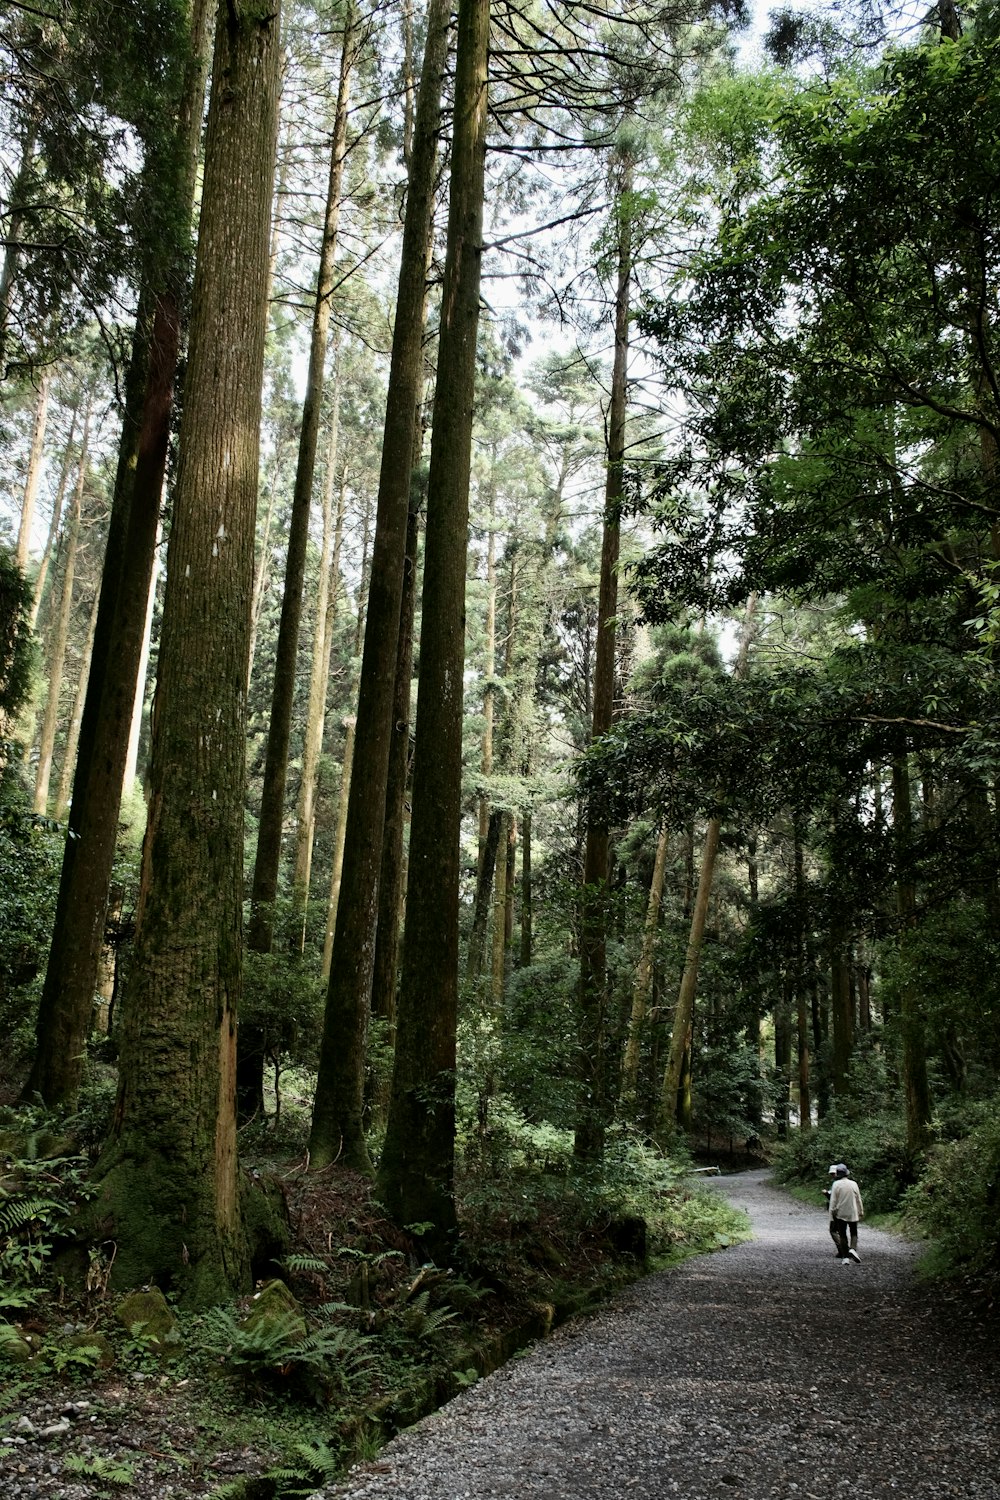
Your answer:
[93,0,281,1303]
[23,0,213,1108]
[891,748,933,1152]
[54,587,100,823]
[467,808,502,982]
[371,491,421,1001]
[520,806,533,967]
[248,11,358,955]
[16,375,50,574]
[365,486,422,1127]
[292,379,344,939]
[122,526,161,798]
[376,0,490,1248]
[0,122,37,375]
[658,597,757,1138]
[477,494,497,877]
[28,390,80,633]
[830,927,853,1097]
[309,0,451,1172]
[575,150,633,1162]
[794,830,811,1130]
[621,823,670,1107]
[321,715,358,981]
[33,403,89,814]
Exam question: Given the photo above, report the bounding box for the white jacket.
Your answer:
[829,1178,864,1223]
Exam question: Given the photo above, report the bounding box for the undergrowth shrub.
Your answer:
[773,1109,918,1214]
[903,1101,1000,1285]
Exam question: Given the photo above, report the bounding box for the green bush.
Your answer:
[773,1108,919,1214]
[903,1101,1000,1283]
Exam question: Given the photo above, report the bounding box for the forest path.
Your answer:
[328,1168,999,1500]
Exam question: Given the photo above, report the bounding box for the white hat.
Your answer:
[828,1162,847,1175]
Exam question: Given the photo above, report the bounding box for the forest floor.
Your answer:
[323,1169,1000,1500]
[0,1132,734,1500]
[3,1164,997,1499]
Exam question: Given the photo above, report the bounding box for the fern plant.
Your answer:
[199,1306,373,1403]
[63,1454,136,1488]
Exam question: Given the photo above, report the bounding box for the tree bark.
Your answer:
[28,387,80,633]
[248,11,358,956]
[575,149,632,1162]
[621,823,670,1107]
[376,0,490,1249]
[658,596,757,1138]
[53,587,100,823]
[309,0,451,1173]
[92,0,281,1303]
[23,0,213,1108]
[16,375,49,574]
[371,494,421,1002]
[891,747,933,1152]
[292,380,345,942]
[321,715,357,980]
[33,401,89,815]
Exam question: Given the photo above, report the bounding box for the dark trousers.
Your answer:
[830,1217,858,1257]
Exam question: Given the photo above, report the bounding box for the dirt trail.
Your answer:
[329,1169,1000,1500]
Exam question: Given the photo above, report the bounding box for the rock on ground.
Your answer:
[326,1169,1000,1500]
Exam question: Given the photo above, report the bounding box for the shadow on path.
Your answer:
[331,1169,999,1500]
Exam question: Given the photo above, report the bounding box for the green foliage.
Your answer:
[0,766,62,1047]
[903,1097,1000,1285]
[63,1453,135,1489]
[774,1106,918,1215]
[0,1145,90,1296]
[197,1306,372,1405]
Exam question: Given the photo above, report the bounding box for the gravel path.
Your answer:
[328,1169,1000,1500]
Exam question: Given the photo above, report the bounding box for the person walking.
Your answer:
[828,1163,864,1263]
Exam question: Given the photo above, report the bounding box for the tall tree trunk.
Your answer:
[33,402,89,814]
[375,0,490,1249]
[621,823,670,1108]
[830,927,853,1097]
[794,829,811,1130]
[16,375,50,574]
[248,11,358,956]
[53,587,100,823]
[477,491,497,878]
[292,380,344,942]
[23,0,213,1108]
[575,150,633,1162]
[365,485,422,1127]
[93,0,281,1303]
[321,715,357,980]
[520,805,533,967]
[891,748,933,1152]
[122,526,161,798]
[466,807,502,983]
[658,597,757,1138]
[308,0,452,1172]
[0,122,37,375]
[28,389,80,632]
[371,489,422,1024]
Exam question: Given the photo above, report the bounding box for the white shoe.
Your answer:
[848,1249,861,1263]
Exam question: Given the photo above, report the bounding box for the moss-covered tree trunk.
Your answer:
[93,0,281,1303]
[376,0,490,1249]
[309,0,451,1172]
[22,0,212,1108]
